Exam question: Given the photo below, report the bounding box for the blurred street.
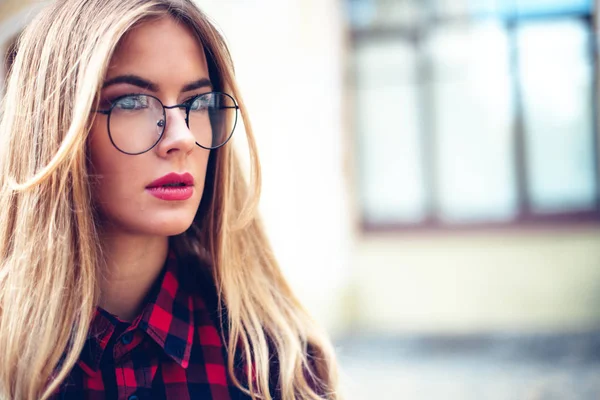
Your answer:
[338,333,600,399]
[341,355,600,400]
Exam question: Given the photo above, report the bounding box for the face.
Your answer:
[88,16,211,237]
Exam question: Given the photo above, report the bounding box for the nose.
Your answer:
[155,107,196,157]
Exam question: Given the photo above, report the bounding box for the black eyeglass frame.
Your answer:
[96,91,239,155]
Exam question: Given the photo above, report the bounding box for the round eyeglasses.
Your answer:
[96,91,239,155]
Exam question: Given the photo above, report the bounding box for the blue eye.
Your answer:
[114,95,149,111]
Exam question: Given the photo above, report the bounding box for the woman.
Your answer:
[0,0,339,399]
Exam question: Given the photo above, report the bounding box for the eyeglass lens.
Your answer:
[107,92,237,154]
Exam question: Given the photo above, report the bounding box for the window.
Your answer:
[348,0,599,229]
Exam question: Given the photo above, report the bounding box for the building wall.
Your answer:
[351,227,600,334]
[0,0,29,22]
[344,2,600,336]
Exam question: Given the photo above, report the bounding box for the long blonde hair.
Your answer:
[0,1,339,399]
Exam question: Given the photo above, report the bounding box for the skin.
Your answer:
[88,16,212,321]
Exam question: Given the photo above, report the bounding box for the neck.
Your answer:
[98,227,169,322]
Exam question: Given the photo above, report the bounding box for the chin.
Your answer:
[101,211,197,237]
[142,216,196,237]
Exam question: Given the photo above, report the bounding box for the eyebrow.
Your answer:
[102,75,158,91]
[181,78,212,92]
[102,75,212,93]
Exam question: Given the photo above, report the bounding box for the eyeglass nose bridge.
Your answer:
[161,103,191,130]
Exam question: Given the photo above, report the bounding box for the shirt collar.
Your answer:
[77,252,195,374]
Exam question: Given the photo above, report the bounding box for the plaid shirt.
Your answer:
[53,252,252,400]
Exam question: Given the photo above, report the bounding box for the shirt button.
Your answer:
[121,332,134,345]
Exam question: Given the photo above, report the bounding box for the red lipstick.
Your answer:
[146,172,194,201]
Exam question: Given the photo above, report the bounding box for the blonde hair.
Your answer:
[0,1,339,399]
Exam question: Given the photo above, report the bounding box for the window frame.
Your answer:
[349,4,600,232]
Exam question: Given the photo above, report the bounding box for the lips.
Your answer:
[146,172,194,188]
[146,172,194,201]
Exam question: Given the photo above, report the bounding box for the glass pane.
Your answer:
[347,0,377,28]
[434,0,500,18]
[516,0,592,16]
[428,22,518,223]
[354,39,427,224]
[434,0,592,19]
[470,0,503,16]
[518,20,596,214]
[347,0,422,29]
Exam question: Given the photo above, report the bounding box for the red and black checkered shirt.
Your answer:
[53,252,253,400]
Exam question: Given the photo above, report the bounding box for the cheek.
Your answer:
[87,122,113,178]
[87,123,147,223]
[88,122,134,196]
[192,151,210,184]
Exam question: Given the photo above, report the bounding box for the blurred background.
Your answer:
[1,0,600,398]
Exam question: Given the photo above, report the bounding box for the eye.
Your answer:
[114,95,150,111]
[188,94,212,112]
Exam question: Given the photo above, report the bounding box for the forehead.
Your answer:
[105,16,209,86]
